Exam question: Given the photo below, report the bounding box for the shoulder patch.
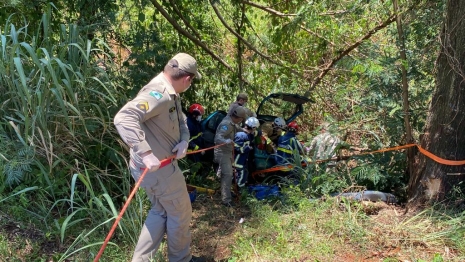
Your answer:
[220,125,229,131]
[149,91,163,100]
[136,101,149,112]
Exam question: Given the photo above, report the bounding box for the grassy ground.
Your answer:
[189,192,464,262]
[1,188,464,262]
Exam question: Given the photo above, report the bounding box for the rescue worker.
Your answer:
[308,122,341,171]
[114,53,205,262]
[267,117,287,149]
[186,103,205,162]
[276,121,304,166]
[228,93,256,119]
[214,106,248,207]
[233,117,260,187]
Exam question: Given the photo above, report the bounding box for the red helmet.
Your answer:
[189,103,204,115]
[288,121,299,132]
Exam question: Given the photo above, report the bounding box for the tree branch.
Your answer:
[304,14,397,96]
[242,0,297,17]
[210,0,304,78]
[242,0,336,46]
[168,0,203,41]
[320,10,349,16]
[149,0,232,71]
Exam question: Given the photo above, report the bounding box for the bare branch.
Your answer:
[149,0,232,71]
[242,0,335,46]
[242,0,297,17]
[210,0,304,78]
[320,10,349,16]
[304,14,397,96]
[168,0,203,40]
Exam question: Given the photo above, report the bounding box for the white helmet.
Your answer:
[245,117,260,129]
[273,117,286,129]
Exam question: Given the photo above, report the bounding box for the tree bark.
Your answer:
[408,0,465,204]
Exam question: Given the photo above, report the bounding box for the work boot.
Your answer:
[190,255,206,262]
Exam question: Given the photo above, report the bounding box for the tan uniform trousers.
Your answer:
[217,153,234,204]
[130,161,192,262]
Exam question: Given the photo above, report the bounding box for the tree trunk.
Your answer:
[393,0,415,181]
[408,0,465,204]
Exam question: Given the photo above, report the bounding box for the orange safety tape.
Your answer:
[94,141,465,260]
[416,145,465,166]
[251,143,465,177]
[358,143,416,155]
[251,161,310,177]
[94,142,228,262]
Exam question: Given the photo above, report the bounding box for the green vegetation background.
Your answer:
[1,0,463,261]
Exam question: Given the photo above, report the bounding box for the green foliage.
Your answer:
[2,145,34,187]
[0,0,454,260]
[51,168,145,261]
[0,0,118,39]
[0,131,34,186]
[0,2,122,194]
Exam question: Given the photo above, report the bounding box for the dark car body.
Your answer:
[198,93,313,171]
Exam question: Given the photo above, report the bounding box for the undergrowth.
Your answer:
[2,177,465,261]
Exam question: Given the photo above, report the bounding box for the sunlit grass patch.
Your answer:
[363,205,465,261]
[228,197,365,261]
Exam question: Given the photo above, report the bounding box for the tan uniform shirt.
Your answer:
[114,73,189,180]
[228,102,256,118]
[214,116,236,159]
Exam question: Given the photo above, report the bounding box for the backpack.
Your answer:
[200,110,227,148]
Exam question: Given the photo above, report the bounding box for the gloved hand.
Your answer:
[172,140,189,159]
[142,153,161,172]
[224,139,233,144]
[201,150,206,155]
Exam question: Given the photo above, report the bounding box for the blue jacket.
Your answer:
[187,115,203,150]
[233,131,253,169]
[276,131,303,165]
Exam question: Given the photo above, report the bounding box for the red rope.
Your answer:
[93,143,225,262]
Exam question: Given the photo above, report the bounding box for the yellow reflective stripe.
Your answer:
[233,154,243,168]
[277,147,293,154]
[265,136,273,146]
[239,141,250,153]
[187,145,200,152]
[189,132,203,142]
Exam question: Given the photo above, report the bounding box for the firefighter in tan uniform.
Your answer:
[214,106,248,207]
[114,53,205,262]
[228,93,256,118]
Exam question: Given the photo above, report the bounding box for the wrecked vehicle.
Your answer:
[198,93,313,174]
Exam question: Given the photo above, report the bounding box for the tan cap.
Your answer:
[237,93,248,101]
[233,106,247,119]
[172,53,201,79]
